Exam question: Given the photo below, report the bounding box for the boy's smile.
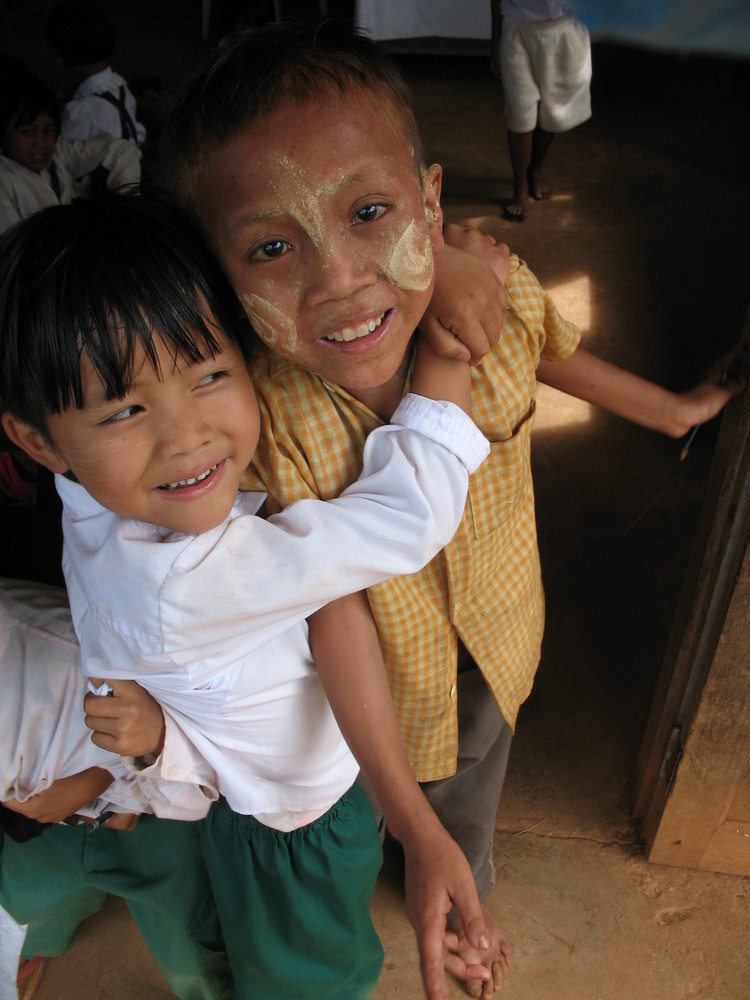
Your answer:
[197,88,444,400]
[23,328,260,536]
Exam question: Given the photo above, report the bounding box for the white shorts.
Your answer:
[499,13,592,133]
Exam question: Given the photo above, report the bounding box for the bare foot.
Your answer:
[528,169,553,201]
[445,906,511,998]
[503,196,527,221]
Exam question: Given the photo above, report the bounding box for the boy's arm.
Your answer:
[309,593,492,1000]
[420,227,510,365]
[410,334,473,415]
[537,344,746,438]
[2,766,113,824]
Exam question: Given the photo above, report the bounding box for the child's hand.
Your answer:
[443,224,511,285]
[400,817,498,1000]
[672,344,747,437]
[2,767,113,824]
[421,234,508,366]
[102,812,140,831]
[84,678,166,757]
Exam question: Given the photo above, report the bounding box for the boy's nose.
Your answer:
[157,407,212,457]
[306,235,375,306]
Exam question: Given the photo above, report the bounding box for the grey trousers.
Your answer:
[420,667,512,900]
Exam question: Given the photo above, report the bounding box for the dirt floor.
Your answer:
[3,3,750,998]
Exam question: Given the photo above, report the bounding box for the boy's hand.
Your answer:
[400,818,500,999]
[2,766,113,824]
[421,232,509,366]
[84,678,166,757]
[673,344,747,437]
[443,224,511,285]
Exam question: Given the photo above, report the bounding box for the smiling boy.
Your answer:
[0,191,498,999]
[160,21,745,998]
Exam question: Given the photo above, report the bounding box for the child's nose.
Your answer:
[307,234,375,305]
[158,406,212,457]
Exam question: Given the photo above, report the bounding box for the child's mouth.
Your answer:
[323,312,386,343]
[158,465,218,491]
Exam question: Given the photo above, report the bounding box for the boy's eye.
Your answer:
[196,370,228,387]
[250,238,291,261]
[103,404,142,424]
[354,203,387,224]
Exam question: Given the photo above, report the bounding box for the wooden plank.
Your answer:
[633,308,750,841]
[646,542,750,871]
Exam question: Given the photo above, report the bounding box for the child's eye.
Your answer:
[196,370,228,387]
[250,238,291,261]
[354,203,387,224]
[102,404,142,424]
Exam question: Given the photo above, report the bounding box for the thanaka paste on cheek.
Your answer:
[239,291,301,354]
[383,220,433,292]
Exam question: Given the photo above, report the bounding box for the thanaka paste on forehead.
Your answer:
[268,158,361,254]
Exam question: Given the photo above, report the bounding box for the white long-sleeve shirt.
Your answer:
[59,395,489,825]
[0,577,214,821]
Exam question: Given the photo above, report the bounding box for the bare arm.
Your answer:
[309,593,491,1000]
[411,335,473,416]
[537,345,746,438]
[2,766,113,824]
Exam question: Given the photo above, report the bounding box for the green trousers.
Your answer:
[199,784,384,1000]
[0,814,232,1000]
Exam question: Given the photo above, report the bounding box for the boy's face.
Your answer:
[196,89,444,393]
[2,112,57,173]
[6,328,260,536]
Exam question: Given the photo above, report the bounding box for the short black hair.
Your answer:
[161,19,423,211]
[0,75,60,136]
[0,190,249,437]
[47,1,115,67]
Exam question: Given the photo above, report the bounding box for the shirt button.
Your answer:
[449,683,457,700]
[168,765,178,778]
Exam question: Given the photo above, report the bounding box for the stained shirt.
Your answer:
[242,255,581,780]
[59,396,489,820]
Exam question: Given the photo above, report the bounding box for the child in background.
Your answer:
[0,192,493,1000]
[0,576,232,1000]
[159,22,744,997]
[47,1,146,152]
[491,0,592,220]
[0,73,139,235]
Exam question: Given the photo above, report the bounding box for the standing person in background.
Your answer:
[491,0,592,220]
[47,1,146,153]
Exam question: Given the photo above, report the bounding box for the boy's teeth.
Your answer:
[325,313,384,342]
[161,465,217,490]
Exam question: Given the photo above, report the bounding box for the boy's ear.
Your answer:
[1,413,69,474]
[422,163,444,254]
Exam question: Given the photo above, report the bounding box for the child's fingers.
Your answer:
[102,812,140,831]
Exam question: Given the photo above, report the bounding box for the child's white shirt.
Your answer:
[0,576,214,821]
[58,395,489,827]
[61,66,147,148]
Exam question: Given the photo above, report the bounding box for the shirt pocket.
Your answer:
[466,400,535,539]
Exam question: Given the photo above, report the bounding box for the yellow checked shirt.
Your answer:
[243,255,581,781]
